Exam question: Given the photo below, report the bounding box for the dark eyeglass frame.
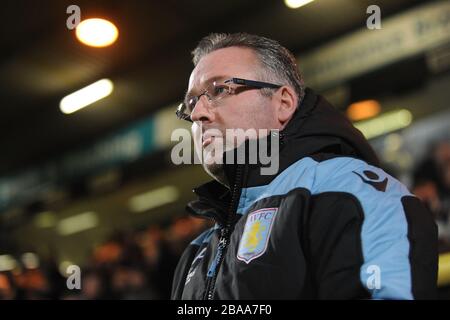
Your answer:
[176,77,282,122]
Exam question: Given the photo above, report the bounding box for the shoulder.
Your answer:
[312,156,412,203]
[273,156,411,199]
[277,156,415,223]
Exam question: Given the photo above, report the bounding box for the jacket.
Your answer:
[171,88,438,300]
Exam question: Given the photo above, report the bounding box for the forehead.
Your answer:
[188,47,260,92]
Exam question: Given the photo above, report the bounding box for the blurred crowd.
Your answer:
[0,140,449,300]
[412,141,450,252]
[0,215,211,300]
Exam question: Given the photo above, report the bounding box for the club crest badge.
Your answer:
[237,207,278,264]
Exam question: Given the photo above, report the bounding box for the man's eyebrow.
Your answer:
[184,75,230,101]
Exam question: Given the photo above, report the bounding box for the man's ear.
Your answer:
[276,86,298,129]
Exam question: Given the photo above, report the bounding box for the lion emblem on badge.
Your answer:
[237,208,278,264]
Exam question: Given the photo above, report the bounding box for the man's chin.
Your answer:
[203,161,228,187]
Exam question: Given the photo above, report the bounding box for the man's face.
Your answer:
[187,47,279,181]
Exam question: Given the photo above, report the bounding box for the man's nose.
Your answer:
[190,95,213,122]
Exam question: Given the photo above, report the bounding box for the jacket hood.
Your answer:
[220,87,379,187]
[188,88,379,221]
[282,87,379,166]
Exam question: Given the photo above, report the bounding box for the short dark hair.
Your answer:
[192,33,305,103]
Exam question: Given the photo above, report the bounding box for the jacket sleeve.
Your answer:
[307,191,438,300]
[171,228,214,300]
[170,244,197,300]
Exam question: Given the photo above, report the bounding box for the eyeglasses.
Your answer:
[176,77,282,122]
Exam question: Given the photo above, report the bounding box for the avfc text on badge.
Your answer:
[176,304,272,318]
[237,208,278,264]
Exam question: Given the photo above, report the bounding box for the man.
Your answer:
[171,33,438,300]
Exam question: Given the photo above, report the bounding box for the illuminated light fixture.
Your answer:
[75,18,118,47]
[129,186,179,213]
[60,79,113,114]
[57,211,98,236]
[347,99,381,121]
[34,211,57,228]
[0,255,17,272]
[284,0,315,9]
[438,252,450,287]
[354,109,413,140]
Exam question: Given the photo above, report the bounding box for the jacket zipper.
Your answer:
[203,163,244,300]
[202,132,283,299]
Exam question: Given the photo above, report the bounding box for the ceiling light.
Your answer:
[60,79,113,114]
[284,0,315,9]
[129,186,179,213]
[347,100,381,121]
[75,18,118,47]
[354,109,413,140]
[57,211,98,236]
